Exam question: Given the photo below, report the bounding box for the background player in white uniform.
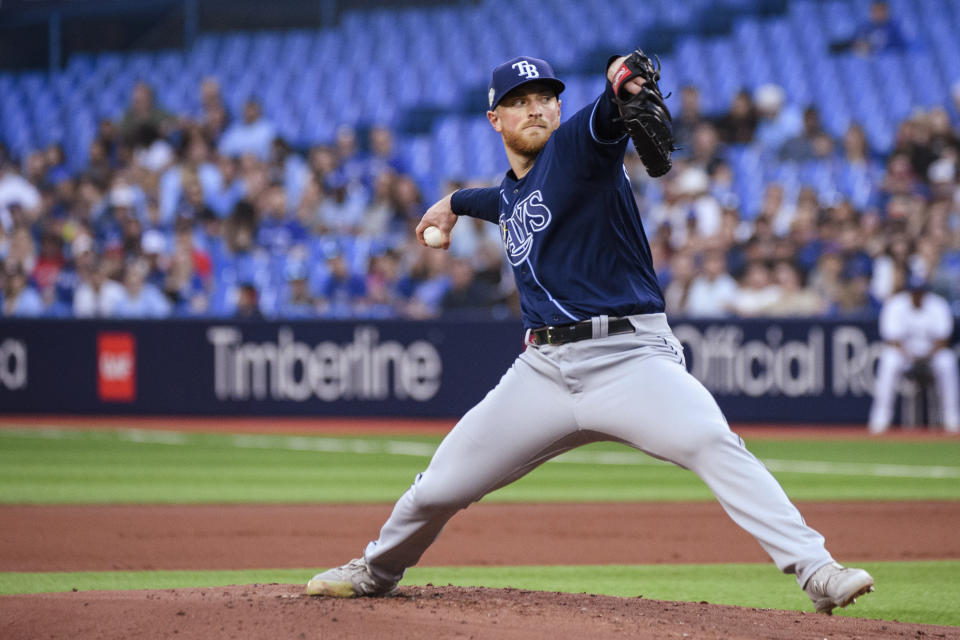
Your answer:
[306,53,875,614]
[869,277,960,433]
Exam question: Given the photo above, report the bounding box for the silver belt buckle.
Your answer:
[544,326,556,344]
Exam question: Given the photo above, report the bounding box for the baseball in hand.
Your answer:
[423,226,444,248]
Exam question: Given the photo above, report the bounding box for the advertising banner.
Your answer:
[0,319,520,417]
[1,317,956,423]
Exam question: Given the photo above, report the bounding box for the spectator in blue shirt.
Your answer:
[780,107,830,163]
[317,245,367,318]
[829,262,882,317]
[113,259,171,318]
[365,126,408,187]
[159,133,223,226]
[1,266,45,316]
[50,234,94,312]
[275,261,319,319]
[206,154,246,219]
[162,247,209,316]
[218,99,276,162]
[44,144,72,186]
[363,248,407,318]
[316,173,366,235]
[753,84,803,153]
[140,229,170,289]
[853,2,907,55]
[234,281,264,320]
[208,205,269,316]
[829,1,907,55]
[256,182,307,255]
[403,246,452,319]
[333,125,367,192]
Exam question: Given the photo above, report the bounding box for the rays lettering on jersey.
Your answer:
[500,190,552,266]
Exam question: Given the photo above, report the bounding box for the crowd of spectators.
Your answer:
[1,45,959,321]
[0,76,515,320]
[644,77,960,320]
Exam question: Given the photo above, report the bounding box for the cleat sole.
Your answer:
[817,581,875,614]
[305,579,357,598]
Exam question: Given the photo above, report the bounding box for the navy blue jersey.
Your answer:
[451,84,664,330]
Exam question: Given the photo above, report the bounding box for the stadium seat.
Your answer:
[2,0,959,204]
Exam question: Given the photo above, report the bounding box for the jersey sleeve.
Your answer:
[878,297,904,342]
[592,81,629,143]
[551,83,629,183]
[931,295,955,339]
[450,187,500,224]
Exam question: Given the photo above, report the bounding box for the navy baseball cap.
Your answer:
[488,56,565,109]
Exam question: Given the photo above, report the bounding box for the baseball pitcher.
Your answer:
[306,52,875,614]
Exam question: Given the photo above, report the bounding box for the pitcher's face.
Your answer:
[488,83,561,157]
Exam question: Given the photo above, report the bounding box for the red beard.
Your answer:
[502,123,554,157]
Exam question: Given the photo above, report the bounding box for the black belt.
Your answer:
[528,317,634,346]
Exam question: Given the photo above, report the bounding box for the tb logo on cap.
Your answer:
[512,60,540,79]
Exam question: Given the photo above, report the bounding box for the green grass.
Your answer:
[1,562,956,627]
[1,425,958,628]
[1,427,958,503]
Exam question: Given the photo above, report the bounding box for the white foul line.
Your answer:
[2,427,959,480]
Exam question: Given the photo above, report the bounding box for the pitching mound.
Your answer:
[3,584,956,640]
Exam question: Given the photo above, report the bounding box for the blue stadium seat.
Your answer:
[2,0,959,228]
[821,0,858,42]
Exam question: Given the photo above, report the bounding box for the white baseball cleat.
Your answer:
[305,558,397,598]
[803,562,875,614]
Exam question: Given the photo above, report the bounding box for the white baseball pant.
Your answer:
[363,314,834,587]
[868,345,960,433]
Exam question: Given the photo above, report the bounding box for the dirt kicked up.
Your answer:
[3,501,960,639]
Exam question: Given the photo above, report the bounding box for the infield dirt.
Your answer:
[3,500,960,639]
[6,583,960,640]
[3,419,957,638]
